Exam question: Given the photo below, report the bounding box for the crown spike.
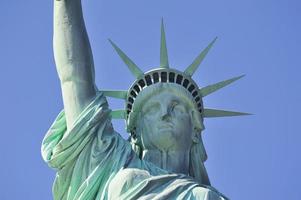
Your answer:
[110,110,126,119]
[200,75,245,97]
[184,37,217,76]
[160,19,169,68]
[102,90,128,99]
[203,108,251,118]
[109,39,144,78]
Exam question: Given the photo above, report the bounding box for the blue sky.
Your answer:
[0,0,300,199]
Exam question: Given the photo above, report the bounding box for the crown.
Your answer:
[102,20,250,131]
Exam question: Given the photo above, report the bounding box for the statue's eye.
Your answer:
[143,102,160,116]
[173,102,186,114]
[170,101,178,110]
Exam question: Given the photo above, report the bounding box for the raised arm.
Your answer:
[53,0,97,129]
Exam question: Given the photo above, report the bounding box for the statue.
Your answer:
[42,0,249,199]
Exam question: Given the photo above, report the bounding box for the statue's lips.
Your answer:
[158,123,174,130]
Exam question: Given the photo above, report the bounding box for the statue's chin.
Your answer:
[151,129,178,148]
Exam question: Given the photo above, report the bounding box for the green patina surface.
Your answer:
[43,1,249,199]
[42,93,228,200]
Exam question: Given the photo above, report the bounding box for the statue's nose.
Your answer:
[161,106,172,121]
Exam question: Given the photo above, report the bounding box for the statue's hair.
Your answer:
[128,83,210,185]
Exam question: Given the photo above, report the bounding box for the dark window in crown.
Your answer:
[145,75,152,86]
[188,84,195,92]
[176,74,183,84]
[134,85,140,93]
[161,72,167,82]
[153,72,159,83]
[192,91,198,97]
[127,104,132,110]
[199,108,202,113]
[183,79,189,88]
[128,97,134,104]
[195,96,200,102]
[169,72,175,82]
[138,79,146,88]
[127,110,130,115]
[197,102,202,108]
[130,90,137,98]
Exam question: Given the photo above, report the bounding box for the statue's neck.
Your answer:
[142,149,190,175]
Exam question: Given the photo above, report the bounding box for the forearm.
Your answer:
[54,0,94,82]
[54,0,97,129]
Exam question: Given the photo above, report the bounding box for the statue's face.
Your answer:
[137,90,194,152]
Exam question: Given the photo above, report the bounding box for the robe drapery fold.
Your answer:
[42,92,227,200]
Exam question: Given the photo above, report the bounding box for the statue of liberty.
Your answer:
[41,0,249,199]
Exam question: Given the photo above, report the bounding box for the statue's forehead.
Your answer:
[142,89,190,107]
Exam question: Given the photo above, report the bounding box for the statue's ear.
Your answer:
[192,134,199,144]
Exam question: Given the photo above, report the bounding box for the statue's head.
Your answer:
[103,20,249,185]
[130,83,204,152]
